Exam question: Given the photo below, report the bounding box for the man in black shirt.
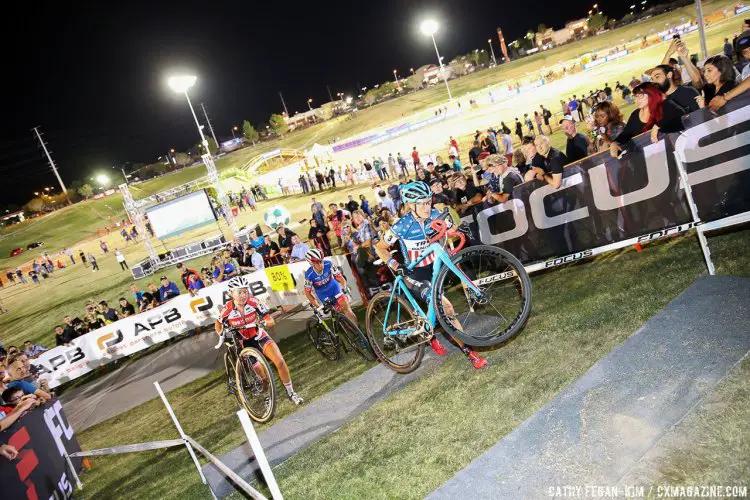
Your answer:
[524,135,567,189]
[54,325,74,347]
[560,115,590,163]
[604,83,613,100]
[450,174,483,214]
[647,65,699,115]
[468,140,483,165]
[539,105,553,134]
[429,179,453,208]
[276,225,296,251]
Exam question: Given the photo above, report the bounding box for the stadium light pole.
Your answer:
[420,20,453,101]
[167,75,209,152]
[488,39,497,65]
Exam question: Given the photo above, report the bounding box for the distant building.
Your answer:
[535,18,589,49]
[418,64,452,85]
[1,210,25,225]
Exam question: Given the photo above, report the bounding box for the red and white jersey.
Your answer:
[219,297,270,340]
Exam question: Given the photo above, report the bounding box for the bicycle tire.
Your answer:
[433,245,532,347]
[235,347,277,423]
[224,351,241,406]
[365,291,424,374]
[336,313,376,361]
[306,316,340,361]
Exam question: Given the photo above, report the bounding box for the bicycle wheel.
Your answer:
[235,347,277,423]
[306,316,340,361]
[433,245,532,347]
[336,313,376,361]
[365,291,424,374]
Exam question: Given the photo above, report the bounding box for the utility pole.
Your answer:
[32,126,71,205]
[121,167,129,184]
[200,102,219,154]
[326,84,334,103]
[279,91,289,116]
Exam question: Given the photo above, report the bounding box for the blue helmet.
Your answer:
[399,181,432,203]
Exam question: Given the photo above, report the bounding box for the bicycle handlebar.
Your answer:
[428,211,467,254]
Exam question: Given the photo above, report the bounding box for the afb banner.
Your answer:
[32,256,361,389]
[460,94,750,262]
[0,400,82,500]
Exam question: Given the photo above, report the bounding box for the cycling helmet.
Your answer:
[305,248,324,264]
[227,276,252,290]
[399,181,432,203]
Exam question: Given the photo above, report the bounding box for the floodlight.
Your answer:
[168,75,197,93]
[421,20,438,36]
[96,174,110,186]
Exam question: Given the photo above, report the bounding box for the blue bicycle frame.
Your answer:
[383,241,482,338]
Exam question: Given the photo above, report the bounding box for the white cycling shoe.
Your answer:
[289,392,304,405]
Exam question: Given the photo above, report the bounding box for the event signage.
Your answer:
[31,257,361,389]
[0,400,82,499]
[458,96,750,262]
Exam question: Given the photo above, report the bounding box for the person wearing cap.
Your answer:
[737,31,750,81]
[483,154,523,206]
[560,115,590,163]
[158,276,180,302]
[429,178,452,209]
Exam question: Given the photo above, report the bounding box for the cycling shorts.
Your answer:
[403,265,433,303]
[240,334,275,354]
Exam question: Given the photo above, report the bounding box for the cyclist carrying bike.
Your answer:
[215,276,304,405]
[303,249,358,324]
[375,181,488,369]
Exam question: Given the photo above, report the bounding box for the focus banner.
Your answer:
[460,94,750,262]
[32,256,361,389]
[0,400,82,500]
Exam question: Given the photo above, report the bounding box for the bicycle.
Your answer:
[307,297,376,362]
[365,211,532,374]
[214,325,277,423]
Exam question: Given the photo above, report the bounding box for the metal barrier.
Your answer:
[63,381,283,500]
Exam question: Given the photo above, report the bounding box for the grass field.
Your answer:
[70,226,750,499]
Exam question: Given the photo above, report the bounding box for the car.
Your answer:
[9,248,23,257]
[26,242,44,250]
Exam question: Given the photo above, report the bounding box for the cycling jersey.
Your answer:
[219,297,271,343]
[384,209,451,268]
[304,260,344,303]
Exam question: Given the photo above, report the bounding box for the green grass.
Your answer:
[0,196,126,269]
[71,226,750,499]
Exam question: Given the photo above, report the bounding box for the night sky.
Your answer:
[2,0,640,207]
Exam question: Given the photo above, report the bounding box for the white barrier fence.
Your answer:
[65,382,282,500]
[33,256,362,389]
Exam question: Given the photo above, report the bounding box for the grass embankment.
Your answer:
[73,226,750,499]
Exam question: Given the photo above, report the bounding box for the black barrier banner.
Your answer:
[462,94,750,262]
[0,400,82,499]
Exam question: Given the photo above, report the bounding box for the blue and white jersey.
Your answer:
[384,209,451,268]
[304,260,343,300]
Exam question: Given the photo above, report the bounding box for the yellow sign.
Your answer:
[265,265,296,292]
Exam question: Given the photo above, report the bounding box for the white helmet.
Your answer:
[227,275,252,290]
[305,248,324,264]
